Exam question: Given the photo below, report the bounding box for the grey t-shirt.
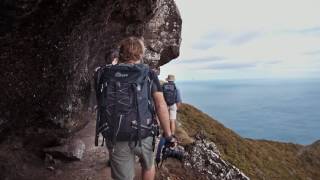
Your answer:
[149,70,162,94]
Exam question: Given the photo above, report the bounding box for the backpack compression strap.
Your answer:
[94,66,105,146]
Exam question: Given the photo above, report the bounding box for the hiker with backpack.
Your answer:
[94,36,175,180]
[155,74,182,165]
[162,74,182,134]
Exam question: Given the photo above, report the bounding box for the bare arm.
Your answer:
[153,91,172,137]
[176,102,182,110]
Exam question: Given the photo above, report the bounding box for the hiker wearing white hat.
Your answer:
[155,74,182,165]
[163,74,182,134]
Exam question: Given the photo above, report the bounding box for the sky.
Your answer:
[159,0,320,81]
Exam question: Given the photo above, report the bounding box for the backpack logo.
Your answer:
[115,72,128,78]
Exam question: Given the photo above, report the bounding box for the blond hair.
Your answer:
[118,37,145,63]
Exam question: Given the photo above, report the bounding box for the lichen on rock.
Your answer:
[183,135,250,180]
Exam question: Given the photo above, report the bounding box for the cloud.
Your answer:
[192,41,216,50]
[193,31,261,49]
[200,62,258,70]
[202,32,228,40]
[294,26,320,35]
[263,60,282,65]
[178,56,226,64]
[229,32,261,45]
[164,0,320,80]
[303,50,320,56]
[191,31,227,50]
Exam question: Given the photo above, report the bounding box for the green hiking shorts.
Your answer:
[110,136,155,180]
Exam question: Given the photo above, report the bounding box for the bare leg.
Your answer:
[142,165,155,180]
[170,120,176,135]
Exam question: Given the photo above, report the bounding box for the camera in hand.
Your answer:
[162,146,184,161]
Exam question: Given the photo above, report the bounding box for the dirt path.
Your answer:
[0,118,145,180]
[0,117,191,180]
[46,119,142,180]
[1,116,188,180]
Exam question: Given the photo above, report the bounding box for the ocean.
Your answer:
[176,79,320,145]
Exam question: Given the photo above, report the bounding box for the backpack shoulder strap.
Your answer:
[172,82,177,89]
[146,69,160,150]
[147,70,156,116]
[94,65,113,103]
[94,66,104,100]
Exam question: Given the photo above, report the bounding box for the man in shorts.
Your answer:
[155,74,182,164]
[95,37,175,180]
[163,74,182,134]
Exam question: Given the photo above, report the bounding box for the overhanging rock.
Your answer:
[0,0,181,136]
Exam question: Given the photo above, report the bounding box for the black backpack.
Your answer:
[94,64,158,147]
[162,82,177,106]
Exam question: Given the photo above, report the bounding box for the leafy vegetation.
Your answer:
[177,104,320,180]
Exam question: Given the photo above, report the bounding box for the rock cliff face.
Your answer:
[0,0,181,137]
[183,136,249,180]
[155,130,250,180]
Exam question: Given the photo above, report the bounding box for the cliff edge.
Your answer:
[163,104,320,180]
[0,103,319,179]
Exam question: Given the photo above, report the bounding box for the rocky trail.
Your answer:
[2,1,319,180]
[45,119,116,180]
[0,118,143,180]
[0,111,250,180]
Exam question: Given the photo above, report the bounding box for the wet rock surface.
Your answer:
[0,0,181,137]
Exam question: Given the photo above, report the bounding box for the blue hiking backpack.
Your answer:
[162,82,177,106]
[94,64,158,147]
